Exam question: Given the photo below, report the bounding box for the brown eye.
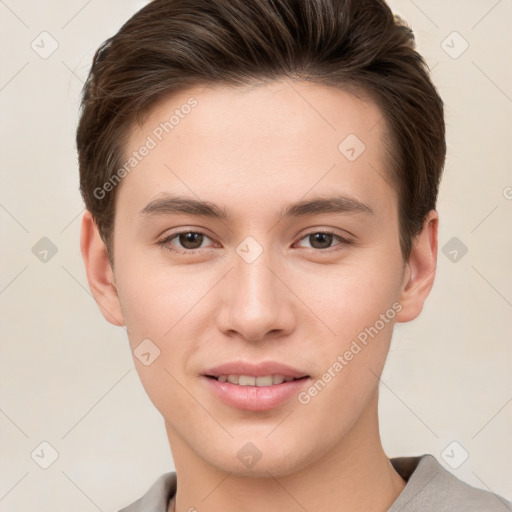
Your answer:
[308,232,334,249]
[158,230,214,253]
[295,231,353,252]
[178,232,206,250]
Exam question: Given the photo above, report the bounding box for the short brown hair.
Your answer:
[76,0,445,263]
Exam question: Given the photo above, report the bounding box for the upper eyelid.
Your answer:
[160,229,214,242]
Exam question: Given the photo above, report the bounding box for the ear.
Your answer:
[80,210,124,326]
[395,209,438,323]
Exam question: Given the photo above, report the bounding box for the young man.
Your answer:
[77,0,512,510]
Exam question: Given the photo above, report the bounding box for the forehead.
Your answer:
[118,80,395,221]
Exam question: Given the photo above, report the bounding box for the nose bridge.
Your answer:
[234,239,280,313]
[219,235,291,340]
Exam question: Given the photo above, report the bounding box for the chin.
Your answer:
[199,437,317,478]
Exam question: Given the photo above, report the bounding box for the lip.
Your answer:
[203,360,309,379]
[202,360,311,412]
[203,375,311,411]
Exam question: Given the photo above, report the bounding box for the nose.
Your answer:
[216,245,296,343]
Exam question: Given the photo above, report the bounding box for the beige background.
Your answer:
[1,0,511,510]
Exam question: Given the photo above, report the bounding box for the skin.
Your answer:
[81,80,438,512]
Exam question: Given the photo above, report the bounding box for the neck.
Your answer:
[166,392,406,512]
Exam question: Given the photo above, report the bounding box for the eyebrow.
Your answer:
[140,194,374,220]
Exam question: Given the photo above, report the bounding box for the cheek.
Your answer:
[295,279,398,428]
[114,261,202,408]
[298,260,402,332]
[292,258,402,396]
[115,256,203,342]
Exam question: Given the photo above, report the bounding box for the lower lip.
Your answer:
[203,376,310,411]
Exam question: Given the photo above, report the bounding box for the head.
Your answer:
[78,0,445,477]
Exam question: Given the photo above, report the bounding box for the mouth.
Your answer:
[204,374,310,387]
[202,360,311,410]
[202,372,312,411]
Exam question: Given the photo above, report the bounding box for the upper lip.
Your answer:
[203,360,310,379]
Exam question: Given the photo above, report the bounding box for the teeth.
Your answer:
[239,375,257,386]
[215,375,300,386]
[257,376,274,386]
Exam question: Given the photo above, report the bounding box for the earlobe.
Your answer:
[395,210,439,323]
[80,210,125,326]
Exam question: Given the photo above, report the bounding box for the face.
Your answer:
[85,80,429,477]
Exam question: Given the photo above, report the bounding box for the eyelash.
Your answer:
[157,229,354,255]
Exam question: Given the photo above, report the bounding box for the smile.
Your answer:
[207,374,308,386]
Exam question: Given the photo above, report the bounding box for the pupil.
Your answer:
[311,233,332,249]
[180,232,203,249]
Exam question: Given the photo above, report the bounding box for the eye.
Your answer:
[294,231,353,252]
[157,229,353,255]
[158,230,216,253]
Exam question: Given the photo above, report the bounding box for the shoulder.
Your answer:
[117,472,177,512]
[389,454,512,511]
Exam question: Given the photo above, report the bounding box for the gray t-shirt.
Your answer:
[118,454,512,511]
